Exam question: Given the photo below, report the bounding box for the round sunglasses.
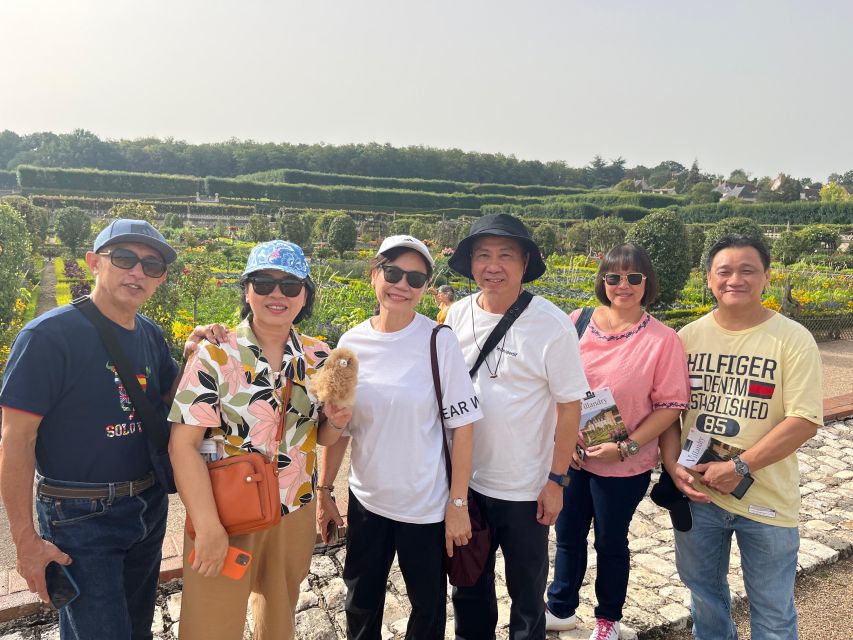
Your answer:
[603,273,646,286]
[248,276,305,297]
[97,248,167,278]
[381,265,429,288]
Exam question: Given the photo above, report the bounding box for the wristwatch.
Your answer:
[548,472,571,487]
[449,497,468,508]
[731,455,750,477]
[624,438,640,457]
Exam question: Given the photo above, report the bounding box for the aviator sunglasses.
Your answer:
[603,273,646,286]
[381,264,429,288]
[248,276,305,297]
[97,248,167,278]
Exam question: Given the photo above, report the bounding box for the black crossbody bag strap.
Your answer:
[431,325,454,486]
[468,290,533,378]
[575,306,594,339]
[72,296,168,453]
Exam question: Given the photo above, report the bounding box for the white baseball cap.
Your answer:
[377,234,435,268]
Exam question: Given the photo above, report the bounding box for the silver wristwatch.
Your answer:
[731,455,750,477]
[449,497,468,508]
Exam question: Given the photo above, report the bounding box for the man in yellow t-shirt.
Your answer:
[660,234,822,640]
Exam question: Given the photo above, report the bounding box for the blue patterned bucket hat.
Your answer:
[242,240,310,279]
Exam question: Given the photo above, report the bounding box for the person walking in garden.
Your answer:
[544,244,690,640]
[0,219,179,640]
[168,240,351,640]
[429,284,456,324]
[660,234,823,640]
[444,213,589,639]
[316,235,480,640]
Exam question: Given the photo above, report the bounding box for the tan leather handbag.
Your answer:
[187,378,291,538]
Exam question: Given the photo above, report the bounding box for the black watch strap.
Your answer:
[548,472,570,487]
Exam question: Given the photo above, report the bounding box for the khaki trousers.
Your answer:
[179,500,317,640]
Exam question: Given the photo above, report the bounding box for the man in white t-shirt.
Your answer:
[445,214,588,639]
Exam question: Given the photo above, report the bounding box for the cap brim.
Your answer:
[449,232,546,283]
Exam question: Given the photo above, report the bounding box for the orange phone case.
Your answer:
[189,545,253,580]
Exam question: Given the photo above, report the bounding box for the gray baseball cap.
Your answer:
[93,219,177,263]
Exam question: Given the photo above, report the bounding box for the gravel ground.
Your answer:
[658,554,853,640]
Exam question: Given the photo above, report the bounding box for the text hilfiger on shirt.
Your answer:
[687,353,777,378]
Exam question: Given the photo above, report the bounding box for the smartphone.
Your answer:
[575,444,586,461]
[45,562,80,610]
[189,545,253,580]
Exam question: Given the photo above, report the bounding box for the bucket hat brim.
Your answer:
[448,214,546,283]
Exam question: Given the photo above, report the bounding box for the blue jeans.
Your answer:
[36,478,168,640]
[546,468,651,622]
[674,500,799,640]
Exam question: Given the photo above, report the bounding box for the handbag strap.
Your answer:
[72,296,168,453]
[574,306,594,339]
[431,325,454,488]
[469,290,533,378]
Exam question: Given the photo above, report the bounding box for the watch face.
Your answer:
[627,440,640,455]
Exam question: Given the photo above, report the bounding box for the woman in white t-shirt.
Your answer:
[317,235,482,640]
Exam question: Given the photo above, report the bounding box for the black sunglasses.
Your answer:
[97,248,167,278]
[603,273,646,286]
[248,276,305,297]
[381,265,429,288]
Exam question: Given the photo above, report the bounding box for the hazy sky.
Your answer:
[2,0,851,181]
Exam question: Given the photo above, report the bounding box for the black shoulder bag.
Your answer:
[72,296,177,493]
[431,324,490,587]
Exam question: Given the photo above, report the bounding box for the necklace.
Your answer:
[606,307,644,333]
[470,293,507,378]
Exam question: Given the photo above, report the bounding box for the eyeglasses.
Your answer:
[97,248,167,278]
[248,276,305,297]
[603,273,646,286]
[381,265,429,288]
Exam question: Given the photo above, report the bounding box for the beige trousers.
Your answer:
[179,500,317,640]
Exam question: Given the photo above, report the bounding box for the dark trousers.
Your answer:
[547,468,651,622]
[452,490,549,640]
[343,491,446,640]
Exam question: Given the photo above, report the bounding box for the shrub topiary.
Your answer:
[701,217,767,269]
[626,210,690,306]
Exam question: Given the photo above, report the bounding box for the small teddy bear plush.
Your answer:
[309,347,359,408]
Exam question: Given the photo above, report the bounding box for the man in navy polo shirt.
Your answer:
[0,219,179,639]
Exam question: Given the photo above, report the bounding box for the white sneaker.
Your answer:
[589,618,620,640]
[545,606,577,631]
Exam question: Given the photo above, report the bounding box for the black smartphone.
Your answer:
[45,562,80,609]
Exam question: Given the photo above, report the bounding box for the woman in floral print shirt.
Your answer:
[169,240,351,640]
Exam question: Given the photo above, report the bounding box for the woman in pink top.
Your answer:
[545,244,690,640]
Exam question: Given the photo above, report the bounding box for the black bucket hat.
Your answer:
[650,468,693,532]
[448,214,546,283]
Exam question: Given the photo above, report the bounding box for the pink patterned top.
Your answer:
[571,309,690,478]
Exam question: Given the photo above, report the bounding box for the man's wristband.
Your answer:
[316,485,335,493]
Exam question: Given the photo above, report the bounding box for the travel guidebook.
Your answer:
[579,388,629,446]
[677,423,754,499]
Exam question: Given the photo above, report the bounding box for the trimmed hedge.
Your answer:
[552,192,686,208]
[205,177,543,210]
[30,195,254,217]
[0,170,17,189]
[238,168,587,197]
[676,201,853,225]
[17,166,203,197]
